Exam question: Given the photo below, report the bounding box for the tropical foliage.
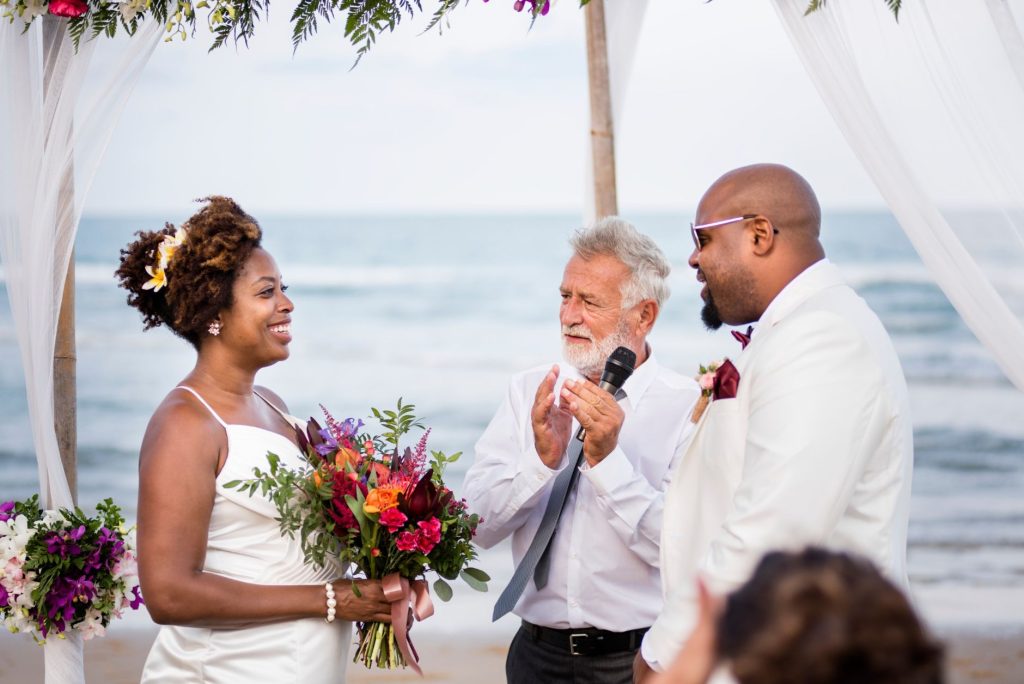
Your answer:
[1,0,901,59]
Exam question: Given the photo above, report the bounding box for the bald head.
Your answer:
[699,163,822,246]
[689,164,827,328]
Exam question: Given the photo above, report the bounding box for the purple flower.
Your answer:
[338,418,363,439]
[129,585,145,609]
[0,584,8,608]
[314,428,340,457]
[0,500,13,522]
[84,548,104,572]
[45,525,86,558]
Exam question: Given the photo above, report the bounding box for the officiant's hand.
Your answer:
[560,378,624,466]
[532,365,573,469]
[335,579,393,623]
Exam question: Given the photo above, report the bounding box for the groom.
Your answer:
[636,164,914,679]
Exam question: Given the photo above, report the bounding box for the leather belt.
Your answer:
[521,621,649,657]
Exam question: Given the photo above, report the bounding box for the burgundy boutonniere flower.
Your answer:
[691,358,741,422]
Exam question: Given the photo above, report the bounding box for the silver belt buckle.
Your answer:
[569,633,588,656]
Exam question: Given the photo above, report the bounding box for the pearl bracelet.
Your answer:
[324,582,337,623]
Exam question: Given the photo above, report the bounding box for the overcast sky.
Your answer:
[84,0,884,216]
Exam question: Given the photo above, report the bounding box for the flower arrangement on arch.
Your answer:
[0,0,898,61]
[226,399,488,672]
[0,496,144,642]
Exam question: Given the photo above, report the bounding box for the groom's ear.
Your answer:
[749,217,776,257]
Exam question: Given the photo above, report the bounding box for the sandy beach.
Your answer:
[1,618,1021,683]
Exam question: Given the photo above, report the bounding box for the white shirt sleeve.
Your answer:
[462,373,565,549]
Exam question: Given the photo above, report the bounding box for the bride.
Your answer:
[116,196,391,683]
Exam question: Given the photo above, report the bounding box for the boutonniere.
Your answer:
[690,358,741,423]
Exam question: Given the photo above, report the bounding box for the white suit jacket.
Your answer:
[642,260,914,670]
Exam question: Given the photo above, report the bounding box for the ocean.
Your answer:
[1,212,1022,635]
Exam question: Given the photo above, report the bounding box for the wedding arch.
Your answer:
[2,0,1022,682]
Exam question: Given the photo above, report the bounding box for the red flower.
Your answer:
[400,473,450,520]
[49,0,88,17]
[395,531,418,552]
[379,507,407,533]
[327,470,367,533]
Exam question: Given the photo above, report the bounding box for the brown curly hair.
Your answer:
[718,548,944,684]
[115,196,262,349]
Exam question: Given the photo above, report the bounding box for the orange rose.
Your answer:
[363,487,402,514]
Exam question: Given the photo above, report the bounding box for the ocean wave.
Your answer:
[0,263,465,289]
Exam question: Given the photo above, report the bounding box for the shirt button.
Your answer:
[569,600,578,608]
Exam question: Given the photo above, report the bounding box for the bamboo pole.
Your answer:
[43,16,78,504]
[54,251,77,503]
[585,0,618,220]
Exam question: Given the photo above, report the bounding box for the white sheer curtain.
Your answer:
[772,0,1024,392]
[0,15,161,683]
[584,0,649,223]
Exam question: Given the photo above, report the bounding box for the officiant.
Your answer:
[463,218,700,684]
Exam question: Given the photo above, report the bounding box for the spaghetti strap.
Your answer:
[175,385,229,429]
[253,389,295,427]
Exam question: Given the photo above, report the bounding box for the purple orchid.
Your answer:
[0,584,9,608]
[129,585,145,609]
[95,526,125,568]
[45,525,86,558]
[0,500,13,522]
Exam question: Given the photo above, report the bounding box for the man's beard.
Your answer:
[561,321,633,378]
[701,290,724,331]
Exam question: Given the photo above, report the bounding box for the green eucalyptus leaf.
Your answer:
[433,577,453,602]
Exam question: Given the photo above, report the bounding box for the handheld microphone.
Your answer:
[575,346,637,441]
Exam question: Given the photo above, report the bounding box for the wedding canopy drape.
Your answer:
[772,0,1024,392]
[0,16,161,683]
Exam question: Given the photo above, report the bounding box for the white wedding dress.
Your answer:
[141,387,352,683]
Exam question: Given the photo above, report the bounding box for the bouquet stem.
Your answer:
[355,621,405,669]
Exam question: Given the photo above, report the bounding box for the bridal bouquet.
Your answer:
[0,496,144,642]
[226,400,487,672]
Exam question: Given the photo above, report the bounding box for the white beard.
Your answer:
[561,321,633,379]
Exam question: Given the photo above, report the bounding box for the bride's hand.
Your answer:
[333,579,393,623]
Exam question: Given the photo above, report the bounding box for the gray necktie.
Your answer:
[492,388,625,622]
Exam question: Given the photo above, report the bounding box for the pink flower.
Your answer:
[49,0,88,17]
[379,507,407,533]
[395,531,418,552]
[417,518,441,545]
[415,532,437,555]
[699,373,716,391]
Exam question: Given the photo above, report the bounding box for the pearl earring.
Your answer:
[208,320,222,337]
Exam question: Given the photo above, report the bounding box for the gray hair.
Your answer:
[569,216,671,308]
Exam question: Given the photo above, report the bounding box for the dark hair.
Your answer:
[718,548,944,684]
[115,196,262,349]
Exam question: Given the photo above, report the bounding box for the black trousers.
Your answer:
[505,625,638,684]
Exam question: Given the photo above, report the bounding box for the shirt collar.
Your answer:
[620,344,658,408]
[755,258,845,334]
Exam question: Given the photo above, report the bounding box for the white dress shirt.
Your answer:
[464,351,700,631]
[642,260,914,671]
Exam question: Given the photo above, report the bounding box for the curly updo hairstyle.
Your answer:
[115,196,263,349]
[718,548,944,684]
